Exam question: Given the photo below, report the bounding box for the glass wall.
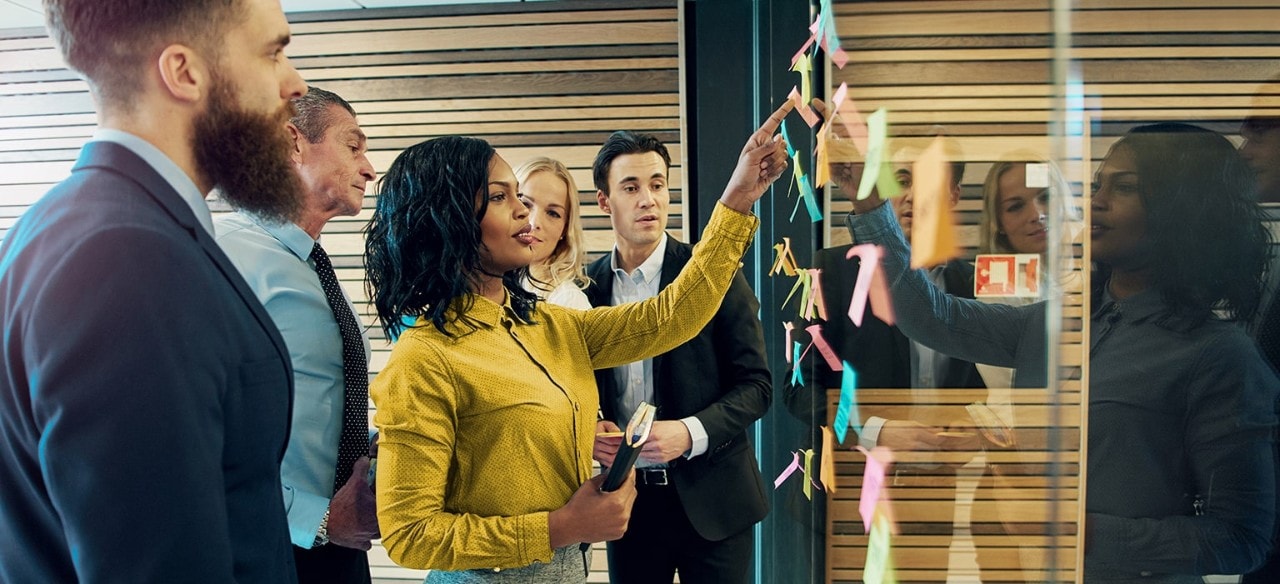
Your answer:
[753,2,1280,583]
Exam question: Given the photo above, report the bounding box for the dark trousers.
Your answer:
[606,482,753,584]
[293,544,371,584]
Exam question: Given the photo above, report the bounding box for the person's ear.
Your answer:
[155,44,204,104]
[596,190,611,214]
[286,123,304,164]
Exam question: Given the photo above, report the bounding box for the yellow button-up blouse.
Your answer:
[371,203,759,571]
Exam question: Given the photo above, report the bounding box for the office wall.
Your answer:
[0,1,681,581]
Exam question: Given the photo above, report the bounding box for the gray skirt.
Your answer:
[423,545,590,584]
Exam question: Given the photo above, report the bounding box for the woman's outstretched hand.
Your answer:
[719,99,796,213]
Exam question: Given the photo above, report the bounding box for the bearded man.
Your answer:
[0,0,309,582]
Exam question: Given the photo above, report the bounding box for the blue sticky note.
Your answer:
[790,342,804,387]
[833,361,859,444]
[798,174,822,223]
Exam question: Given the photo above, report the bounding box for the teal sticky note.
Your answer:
[833,361,860,444]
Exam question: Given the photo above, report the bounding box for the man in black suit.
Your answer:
[0,1,308,582]
[587,131,771,584]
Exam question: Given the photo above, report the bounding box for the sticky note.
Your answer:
[805,324,842,372]
[868,259,896,326]
[845,243,882,327]
[809,268,828,321]
[1025,162,1050,189]
[798,173,822,222]
[855,445,895,533]
[774,450,802,489]
[790,342,804,386]
[831,82,870,156]
[909,137,958,268]
[803,448,815,500]
[833,361,859,444]
[821,425,837,493]
[864,513,898,584]
[856,109,889,201]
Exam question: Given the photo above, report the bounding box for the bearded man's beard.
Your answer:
[192,71,303,224]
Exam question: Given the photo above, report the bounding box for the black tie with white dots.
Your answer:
[311,242,368,492]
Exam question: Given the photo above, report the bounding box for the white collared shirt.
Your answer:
[608,234,709,461]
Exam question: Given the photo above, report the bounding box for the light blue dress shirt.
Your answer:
[608,234,708,463]
[214,211,372,548]
[91,129,214,236]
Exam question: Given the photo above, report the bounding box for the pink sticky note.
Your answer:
[790,86,820,127]
[845,243,883,327]
[774,451,803,489]
[831,83,869,155]
[868,260,896,325]
[830,46,849,69]
[792,34,817,68]
[855,445,895,533]
[805,324,842,372]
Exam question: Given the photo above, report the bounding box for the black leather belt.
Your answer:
[636,468,670,486]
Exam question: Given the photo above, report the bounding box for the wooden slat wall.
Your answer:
[0,2,682,582]
[818,1,1280,582]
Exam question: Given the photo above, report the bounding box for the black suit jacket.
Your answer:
[0,142,297,583]
[782,244,985,427]
[586,237,771,541]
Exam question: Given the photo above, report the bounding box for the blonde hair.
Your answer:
[978,156,1078,255]
[514,157,591,293]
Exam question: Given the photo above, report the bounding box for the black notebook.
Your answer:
[601,402,657,492]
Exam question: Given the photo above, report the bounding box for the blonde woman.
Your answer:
[974,157,1080,390]
[516,157,592,309]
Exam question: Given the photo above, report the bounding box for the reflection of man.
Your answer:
[1242,116,1280,203]
[0,0,307,581]
[859,150,986,452]
[586,131,771,584]
[217,87,380,584]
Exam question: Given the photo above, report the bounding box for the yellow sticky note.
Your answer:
[909,137,958,268]
[864,514,898,584]
[820,426,837,493]
[802,448,815,500]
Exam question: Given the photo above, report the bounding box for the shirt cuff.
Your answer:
[680,416,709,458]
[844,202,898,244]
[859,416,887,450]
[283,485,331,548]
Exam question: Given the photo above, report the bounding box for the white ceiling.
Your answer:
[0,0,531,31]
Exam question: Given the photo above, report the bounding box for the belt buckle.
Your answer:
[642,468,669,486]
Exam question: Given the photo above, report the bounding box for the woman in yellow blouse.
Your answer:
[363,102,791,583]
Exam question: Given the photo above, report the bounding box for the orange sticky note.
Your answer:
[909,137,958,268]
[821,426,837,493]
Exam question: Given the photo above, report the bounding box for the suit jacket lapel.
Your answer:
[652,237,687,409]
[75,142,293,375]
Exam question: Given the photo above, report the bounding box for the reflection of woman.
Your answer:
[515,157,592,310]
[364,108,787,581]
[846,123,1276,580]
[975,158,1077,389]
[978,158,1075,258]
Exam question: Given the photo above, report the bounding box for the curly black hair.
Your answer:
[364,136,537,339]
[1101,122,1269,323]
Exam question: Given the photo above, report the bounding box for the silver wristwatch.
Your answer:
[313,508,330,547]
